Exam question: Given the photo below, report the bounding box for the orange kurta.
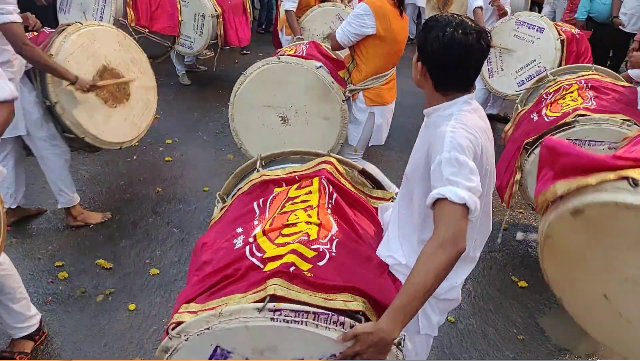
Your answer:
[278,0,321,36]
[345,0,408,106]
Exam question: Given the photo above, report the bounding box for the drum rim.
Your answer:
[174,0,218,56]
[481,12,562,100]
[57,0,118,24]
[228,56,348,158]
[538,180,640,359]
[43,22,158,149]
[518,116,639,206]
[157,302,404,360]
[514,64,624,114]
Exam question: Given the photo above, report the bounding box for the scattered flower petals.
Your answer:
[77,287,87,295]
[165,139,173,144]
[155,187,162,194]
[105,288,116,295]
[57,271,69,280]
[511,276,519,282]
[165,156,173,162]
[517,335,525,341]
[502,224,509,230]
[133,142,139,147]
[128,303,136,311]
[155,115,160,119]
[149,268,160,276]
[447,316,456,323]
[54,261,65,267]
[517,280,529,288]
[203,187,209,192]
[227,154,233,160]
[96,294,105,302]
[95,259,114,270]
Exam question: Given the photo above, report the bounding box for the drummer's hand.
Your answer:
[74,77,96,92]
[630,40,640,54]
[613,17,625,28]
[628,52,640,69]
[337,322,396,360]
[489,0,502,7]
[20,13,42,31]
[575,20,586,30]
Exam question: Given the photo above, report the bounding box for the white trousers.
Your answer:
[405,4,425,39]
[0,253,41,339]
[542,0,567,22]
[0,79,80,209]
[403,316,434,360]
[170,50,197,76]
[338,112,399,193]
[474,76,505,115]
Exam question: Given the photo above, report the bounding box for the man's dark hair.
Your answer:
[416,13,491,95]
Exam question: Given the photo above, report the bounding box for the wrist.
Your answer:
[377,313,404,337]
[70,75,79,85]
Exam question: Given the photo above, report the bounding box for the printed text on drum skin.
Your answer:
[208,345,338,360]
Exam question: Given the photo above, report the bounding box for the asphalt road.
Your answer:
[1,34,610,359]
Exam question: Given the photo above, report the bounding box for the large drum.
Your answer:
[157,150,404,360]
[37,22,157,150]
[174,0,218,56]
[425,0,467,18]
[57,0,120,23]
[299,3,350,49]
[481,13,592,100]
[229,41,348,157]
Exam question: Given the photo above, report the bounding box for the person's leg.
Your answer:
[171,49,191,85]
[587,18,613,68]
[266,0,275,31]
[257,0,268,30]
[541,0,556,21]
[609,28,635,73]
[474,76,491,109]
[405,3,418,41]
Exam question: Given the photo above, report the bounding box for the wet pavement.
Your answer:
[2,35,606,359]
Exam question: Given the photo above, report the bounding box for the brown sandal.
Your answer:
[0,322,48,360]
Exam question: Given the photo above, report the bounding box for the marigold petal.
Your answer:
[149,268,160,276]
[165,140,172,144]
[54,261,65,267]
[517,280,529,288]
[203,187,209,192]
[57,271,69,280]
[447,316,455,323]
[128,303,136,311]
[165,157,173,162]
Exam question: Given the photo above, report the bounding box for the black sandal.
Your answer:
[0,322,48,360]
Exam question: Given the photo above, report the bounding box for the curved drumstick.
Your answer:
[95,77,136,87]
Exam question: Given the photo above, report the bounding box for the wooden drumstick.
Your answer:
[95,77,136,87]
[492,43,514,51]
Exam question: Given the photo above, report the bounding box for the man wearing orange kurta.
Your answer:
[326,0,408,192]
[278,0,320,47]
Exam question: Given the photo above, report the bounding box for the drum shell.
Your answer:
[175,0,219,56]
[539,178,640,359]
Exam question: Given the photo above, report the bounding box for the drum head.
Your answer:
[229,57,348,158]
[58,0,119,24]
[515,64,624,113]
[43,22,157,149]
[481,12,561,99]
[156,303,404,360]
[175,0,217,56]
[425,0,468,18]
[519,116,638,206]
[539,179,640,359]
[300,3,350,46]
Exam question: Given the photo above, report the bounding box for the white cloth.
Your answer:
[542,0,567,21]
[467,0,512,28]
[335,2,396,146]
[405,0,426,9]
[170,50,197,76]
[0,67,17,102]
[405,3,425,39]
[377,95,496,341]
[0,253,41,339]
[474,76,505,114]
[0,76,80,209]
[620,0,640,34]
[403,316,434,360]
[629,68,640,82]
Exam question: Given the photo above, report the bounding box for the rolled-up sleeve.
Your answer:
[0,2,22,25]
[426,152,482,219]
[0,68,17,102]
[335,2,376,48]
[283,0,300,12]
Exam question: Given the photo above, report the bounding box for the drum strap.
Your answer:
[344,66,396,98]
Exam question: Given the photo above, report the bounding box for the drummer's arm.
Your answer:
[284,0,302,37]
[328,2,376,51]
[0,22,78,84]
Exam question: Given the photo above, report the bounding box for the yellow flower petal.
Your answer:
[54,261,65,267]
[165,157,173,162]
[511,276,520,282]
[105,288,115,295]
[128,303,136,311]
[517,280,529,288]
[202,187,209,192]
[227,154,233,160]
[96,294,105,302]
[517,335,525,341]
[133,142,139,147]
[95,259,114,270]
[149,268,160,276]
[165,139,173,144]
[154,115,160,119]
[447,316,455,323]
[57,271,69,280]
[502,224,509,230]
[155,187,162,194]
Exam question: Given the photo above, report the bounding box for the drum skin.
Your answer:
[175,0,217,56]
[57,0,119,24]
[299,3,350,49]
[539,178,640,359]
[42,22,157,149]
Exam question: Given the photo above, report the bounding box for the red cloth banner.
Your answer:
[169,157,400,329]
[535,132,640,212]
[560,0,580,26]
[274,41,347,88]
[554,22,593,65]
[127,0,180,37]
[497,73,640,207]
[25,27,55,48]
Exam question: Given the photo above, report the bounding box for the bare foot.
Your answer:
[4,338,34,353]
[5,206,48,226]
[65,204,112,227]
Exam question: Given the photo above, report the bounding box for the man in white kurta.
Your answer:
[337,14,495,360]
[0,3,111,227]
[542,0,568,21]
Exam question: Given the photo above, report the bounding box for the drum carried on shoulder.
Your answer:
[32,22,157,151]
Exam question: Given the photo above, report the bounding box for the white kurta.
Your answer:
[377,95,496,359]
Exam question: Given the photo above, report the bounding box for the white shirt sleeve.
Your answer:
[425,132,482,219]
[0,1,22,25]
[283,0,300,12]
[0,68,17,102]
[335,2,376,48]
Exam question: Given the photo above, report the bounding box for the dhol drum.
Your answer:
[539,177,640,359]
[425,0,467,18]
[37,22,157,150]
[482,12,593,100]
[518,116,638,206]
[174,0,218,56]
[299,3,350,49]
[57,0,119,23]
[157,150,403,360]
[229,43,348,157]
